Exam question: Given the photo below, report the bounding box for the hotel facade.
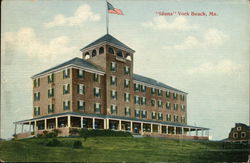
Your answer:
[14,34,209,140]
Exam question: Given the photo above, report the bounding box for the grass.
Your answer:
[0,137,249,162]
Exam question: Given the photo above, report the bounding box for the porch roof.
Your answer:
[14,112,209,130]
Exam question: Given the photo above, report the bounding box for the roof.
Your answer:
[235,123,250,130]
[80,34,135,52]
[32,57,104,78]
[133,74,187,94]
[14,112,209,130]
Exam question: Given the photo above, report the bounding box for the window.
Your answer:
[48,74,54,83]
[135,109,140,118]
[33,78,40,87]
[109,47,114,55]
[181,116,185,123]
[241,132,246,138]
[233,132,238,138]
[111,90,117,100]
[124,93,130,102]
[63,69,70,79]
[134,96,140,105]
[92,49,97,57]
[94,87,101,97]
[174,115,179,122]
[173,92,178,99]
[110,62,117,72]
[117,50,123,57]
[134,83,140,92]
[166,114,171,121]
[99,47,104,54]
[181,105,185,112]
[48,104,54,113]
[158,100,163,108]
[34,106,40,116]
[111,105,117,114]
[141,85,146,92]
[93,73,99,82]
[151,88,156,94]
[85,52,90,59]
[151,99,156,106]
[34,92,40,101]
[180,94,185,101]
[166,91,171,98]
[158,113,163,120]
[141,110,147,118]
[110,76,117,85]
[124,66,130,75]
[237,127,241,131]
[48,88,54,98]
[63,100,70,110]
[94,103,101,113]
[78,69,85,78]
[158,89,162,96]
[166,102,171,109]
[174,104,178,111]
[77,84,85,95]
[141,97,147,105]
[63,84,70,94]
[124,79,130,88]
[151,112,156,119]
[124,107,131,116]
[78,100,85,111]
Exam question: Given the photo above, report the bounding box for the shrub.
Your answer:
[69,128,80,136]
[36,134,44,138]
[78,129,132,139]
[72,140,83,149]
[46,138,61,147]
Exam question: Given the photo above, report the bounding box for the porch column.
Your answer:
[150,124,153,133]
[189,128,191,136]
[166,126,168,134]
[130,121,133,132]
[29,121,31,132]
[106,119,109,129]
[103,119,106,129]
[80,117,83,128]
[159,124,162,134]
[14,124,17,135]
[34,121,37,132]
[21,124,24,133]
[201,129,204,136]
[141,123,143,133]
[174,127,176,135]
[67,116,71,128]
[207,130,209,137]
[181,127,184,135]
[92,118,95,129]
[55,117,58,129]
[44,119,47,130]
[119,120,122,130]
[195,129,198,136]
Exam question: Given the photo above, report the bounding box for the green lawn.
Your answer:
[0,137,249,162]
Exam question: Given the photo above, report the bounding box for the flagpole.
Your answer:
[106,0,109,34]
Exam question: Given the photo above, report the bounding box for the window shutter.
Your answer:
[77,85,79,94]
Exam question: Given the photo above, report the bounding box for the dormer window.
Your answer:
[92,49,97,57]
[125,53,132,61]
[109,47,114,55]
[99,47,104,54]
[117,50,123,57]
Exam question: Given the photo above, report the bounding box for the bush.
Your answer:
[46,138,61,147]
[72,140,83,149]
[78,129,132,139]
[69,128,80,136]
[36,134,44,138]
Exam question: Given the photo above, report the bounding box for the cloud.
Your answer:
[142,16,199,31]
[2,27,78,62]
[44,4,100,28]
[187,60,245,75]
[164,28,228,50]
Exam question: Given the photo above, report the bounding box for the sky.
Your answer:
[1,0,249,140]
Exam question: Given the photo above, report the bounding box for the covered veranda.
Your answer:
[13,112,209,140]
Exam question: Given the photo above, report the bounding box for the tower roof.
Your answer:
[80,34,135,53]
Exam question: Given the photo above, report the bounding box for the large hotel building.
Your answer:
[14,34,209,140]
